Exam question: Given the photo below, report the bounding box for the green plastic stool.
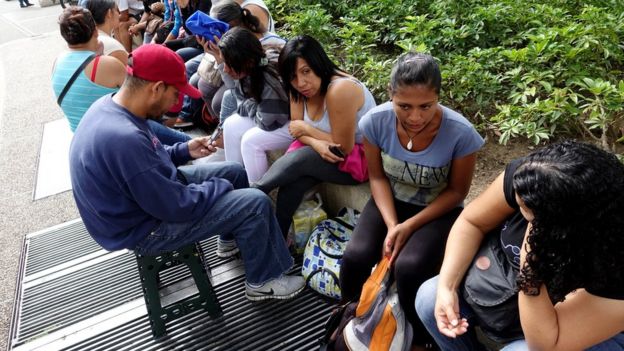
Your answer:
[135,242,223,338]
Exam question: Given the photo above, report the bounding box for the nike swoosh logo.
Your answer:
[253,288,274,295]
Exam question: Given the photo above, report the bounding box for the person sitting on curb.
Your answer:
[52,6,125,132]
[116,0,144,52]
[69,44,306,301]
[415,141,624,350]
[338,52,483,350]
[254,35,377,239]
[83,0,128,66]
[52,6,190,146]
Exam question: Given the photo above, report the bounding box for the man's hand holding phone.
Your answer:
[188,135,218,159]
[208,127,222,145]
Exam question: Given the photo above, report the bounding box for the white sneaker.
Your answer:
[245,275,305,301]
[216,238,239,258]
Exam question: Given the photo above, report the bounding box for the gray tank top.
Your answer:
[303,77,376,144]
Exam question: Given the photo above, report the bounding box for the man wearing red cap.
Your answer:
[69,44,305,301]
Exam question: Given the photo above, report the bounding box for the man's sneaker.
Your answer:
[245,275,305,301]
[216,238,239,258]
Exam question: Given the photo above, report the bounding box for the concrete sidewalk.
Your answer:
[0,2,78,350]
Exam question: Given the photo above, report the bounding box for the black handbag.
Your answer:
[319,301,357,351]
[461,233,524,344]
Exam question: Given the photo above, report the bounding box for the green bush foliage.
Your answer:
[267,0,624,150]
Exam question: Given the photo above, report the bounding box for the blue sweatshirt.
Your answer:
[69,94,233,251]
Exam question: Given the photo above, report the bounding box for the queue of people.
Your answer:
[52,1,624,350]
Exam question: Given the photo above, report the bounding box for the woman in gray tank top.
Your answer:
[254,35,376,239]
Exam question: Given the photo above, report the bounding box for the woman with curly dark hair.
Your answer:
[415,140,624,350]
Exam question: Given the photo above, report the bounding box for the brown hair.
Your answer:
[59,6,96,45]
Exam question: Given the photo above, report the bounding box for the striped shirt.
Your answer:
[234,71,289,131]
[52,51,117,132]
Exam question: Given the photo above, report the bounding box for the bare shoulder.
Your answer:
[97,56,126,86]
[100,55,126,71]
[326,77,364,107]
[109,50,129,66]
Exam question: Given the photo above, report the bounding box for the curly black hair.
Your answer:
[513,140,624,303]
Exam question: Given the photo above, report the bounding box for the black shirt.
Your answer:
[499,158,623,300]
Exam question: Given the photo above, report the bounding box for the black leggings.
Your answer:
[340,197,462,345]
[254,146,359,237]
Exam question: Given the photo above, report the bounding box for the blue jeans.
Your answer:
[179,54,203,121]
[147,119,191,146]
[176,47,203,62]
[186,53,203,79]
[415,276,624,351]
[133,162,293,285]
[220,88,238,123]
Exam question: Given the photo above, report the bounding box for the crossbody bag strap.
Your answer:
[57,53,96,106]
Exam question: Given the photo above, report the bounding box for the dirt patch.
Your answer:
[466,138,537,203]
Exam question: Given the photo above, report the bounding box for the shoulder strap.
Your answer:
[90,55,101,82]
[57,53,96,106]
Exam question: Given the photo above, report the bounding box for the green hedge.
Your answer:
[267,0,624,150]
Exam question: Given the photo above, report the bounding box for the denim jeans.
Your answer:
[133,161,293,285]
[179,57,203,122]
[415,276,624,351]
[179,94,203,122]
[220,88,238,122]
[147,119,191,146]
[186,53,203,79]
[176,47,203,62]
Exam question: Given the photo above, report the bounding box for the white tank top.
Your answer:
[303,77,376,144]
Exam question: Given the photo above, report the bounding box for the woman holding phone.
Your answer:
[254,35,376,239]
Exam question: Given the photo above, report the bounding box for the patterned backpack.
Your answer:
[302,208,359,299]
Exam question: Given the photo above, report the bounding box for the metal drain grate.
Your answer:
[61,277,333,351]
[25,219,103,277]
[10,220,336,350]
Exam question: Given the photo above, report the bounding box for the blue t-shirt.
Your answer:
[359,102,484,205]
[69,95,233,251]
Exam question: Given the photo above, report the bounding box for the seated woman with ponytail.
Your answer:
[201,27,290,183]
[197,0,285,123]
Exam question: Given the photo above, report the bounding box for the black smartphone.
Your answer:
[329,146,345,158]
[209,127,222,144]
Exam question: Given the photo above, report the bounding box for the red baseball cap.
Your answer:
[126,44,201,101]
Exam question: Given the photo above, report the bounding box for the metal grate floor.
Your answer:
[10,220,335,351]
